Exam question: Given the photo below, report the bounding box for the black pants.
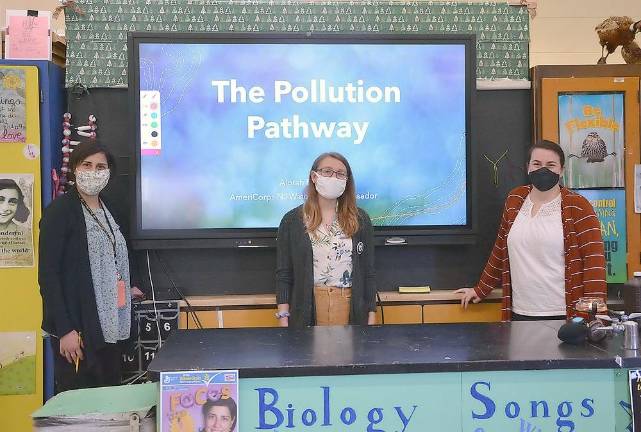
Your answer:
[511,312,566,321]
[50,337,123,394]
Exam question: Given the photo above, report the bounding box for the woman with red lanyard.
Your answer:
[39,141,143,392]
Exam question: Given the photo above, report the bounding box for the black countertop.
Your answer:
[147,321,641,378]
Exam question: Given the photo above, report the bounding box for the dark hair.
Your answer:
[0,179,29,223]
[68,141,116,181]
[527,140,565,167]
[201,396,237,431]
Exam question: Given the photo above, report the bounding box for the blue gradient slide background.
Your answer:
[138,42,467,229]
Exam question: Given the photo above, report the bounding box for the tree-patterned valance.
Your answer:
[65,1,530,88]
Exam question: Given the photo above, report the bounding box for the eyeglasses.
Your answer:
[316,167,348,180]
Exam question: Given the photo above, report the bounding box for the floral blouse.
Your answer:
[309,219,353,287]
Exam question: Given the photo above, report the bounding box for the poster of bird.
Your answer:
[557,93,624,188]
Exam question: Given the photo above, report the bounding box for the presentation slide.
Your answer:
[137,41,468,230]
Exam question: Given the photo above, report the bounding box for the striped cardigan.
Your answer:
[474,185,607,320]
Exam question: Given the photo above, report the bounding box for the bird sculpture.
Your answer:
[568,132,615,163]
[595,16,641,64]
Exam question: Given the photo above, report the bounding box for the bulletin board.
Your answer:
[0,65,43,431]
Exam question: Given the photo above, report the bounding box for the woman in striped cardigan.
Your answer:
[456,140,607,321]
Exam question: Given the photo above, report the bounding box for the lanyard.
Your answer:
[79,196,119,270]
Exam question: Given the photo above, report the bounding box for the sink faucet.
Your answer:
[594,312,641,350]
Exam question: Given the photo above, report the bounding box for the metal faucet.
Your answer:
[595,312,641,350]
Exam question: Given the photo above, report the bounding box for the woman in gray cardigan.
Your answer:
[275,152,377,327]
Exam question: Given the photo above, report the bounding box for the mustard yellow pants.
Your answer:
[314,285,352,325]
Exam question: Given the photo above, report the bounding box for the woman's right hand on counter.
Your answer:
[454,288,481,309]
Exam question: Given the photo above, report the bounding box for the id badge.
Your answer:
[116,273,126,309]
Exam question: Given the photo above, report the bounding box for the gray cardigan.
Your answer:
[276,205,377,327]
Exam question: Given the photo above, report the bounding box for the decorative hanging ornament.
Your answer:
[484,149,509,187]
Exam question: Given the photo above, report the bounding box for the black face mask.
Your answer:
[528,167,560,191]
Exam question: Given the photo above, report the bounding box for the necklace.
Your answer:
[79,194,127,309]
[79,196,118,265]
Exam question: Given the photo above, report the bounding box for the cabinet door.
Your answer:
[423,303,501,323]
[541,77,640,278]
[376,305,423,324]
[221,309,279,328]
[179,311,220,329]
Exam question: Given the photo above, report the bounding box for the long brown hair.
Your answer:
[303,152,359,237]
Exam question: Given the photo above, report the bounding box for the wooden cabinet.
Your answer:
[221,309,279,328]
[176,290,503,328]
[423,303,501,323]
[375,305,423,324]
[179,310,220,329]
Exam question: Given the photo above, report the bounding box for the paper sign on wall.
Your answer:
[579,189,627,283]
[0,173,34,267]
[5,10,52,61]
[0,332,36,395]
[0,68,26,143]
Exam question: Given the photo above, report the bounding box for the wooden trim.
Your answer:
[531,65,641,144]
[540,76,640,278]
[181,294,277,307]
[179,289,503,308]
[377,290,502,302]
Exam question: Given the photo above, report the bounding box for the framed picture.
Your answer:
[558,92,624,188]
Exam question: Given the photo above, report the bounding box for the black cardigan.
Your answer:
[38,189,136,363]
[275,206,377,327]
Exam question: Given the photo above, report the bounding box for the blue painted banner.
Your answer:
[242,373,461,431]
[579,189,627,283]
[225,369,634,431]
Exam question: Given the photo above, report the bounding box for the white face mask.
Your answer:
[314,175,347,199]
[75,169,110,196]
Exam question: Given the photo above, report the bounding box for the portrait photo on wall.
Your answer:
[0,173,34,267]
[558,92,625,189]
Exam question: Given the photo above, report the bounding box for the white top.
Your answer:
[507,193,566,316]
[309,219,353,288]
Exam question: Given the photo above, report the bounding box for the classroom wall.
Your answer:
[4,0,641,69]
[0,0,637,429]
[529,0,639,66]
[61,0,641,297]
[67,87,531,299]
